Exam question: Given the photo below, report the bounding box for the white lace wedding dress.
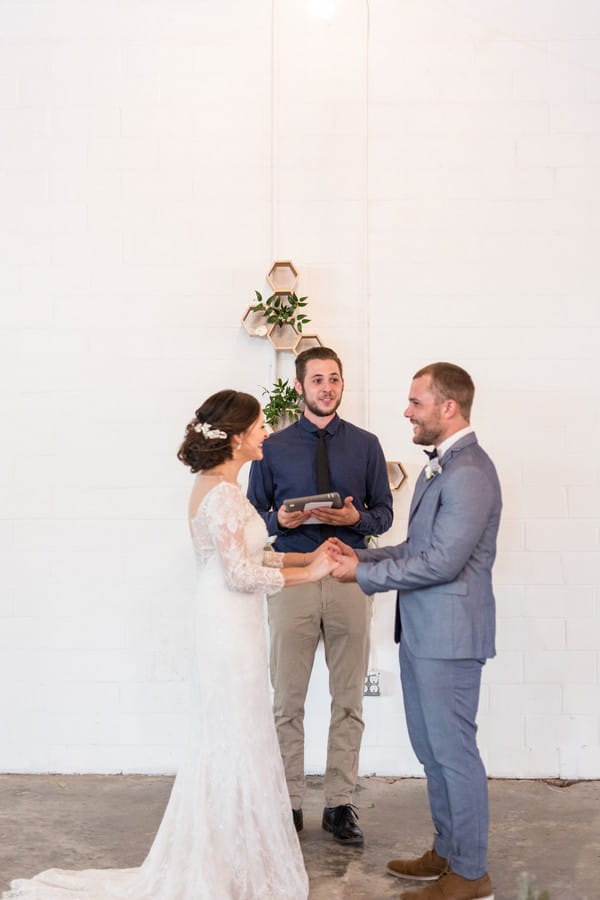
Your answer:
[4,479,309,900]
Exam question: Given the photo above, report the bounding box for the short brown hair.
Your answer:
[177,389,260,473]
[413,362,475,421]
[295,346,343,386]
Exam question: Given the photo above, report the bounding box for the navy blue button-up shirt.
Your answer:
[247,414,393,552]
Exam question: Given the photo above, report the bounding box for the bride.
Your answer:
[5,389,335,899]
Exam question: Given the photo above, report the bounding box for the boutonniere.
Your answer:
[424,458,442,481]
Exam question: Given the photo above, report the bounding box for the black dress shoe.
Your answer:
[292,808,303,833]
[322,804,363,845]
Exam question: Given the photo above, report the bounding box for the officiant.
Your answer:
[248,347,393,846]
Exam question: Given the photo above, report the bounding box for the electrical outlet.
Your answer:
[364,671,381,697]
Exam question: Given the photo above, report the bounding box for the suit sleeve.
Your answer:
[355,542,407,563]
[356,465,497,595]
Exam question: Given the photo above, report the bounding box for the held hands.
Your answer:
[301,538,359,583]
[321,537,360,583]
[305,547,337,581]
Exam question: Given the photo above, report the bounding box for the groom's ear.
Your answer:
[444,397,464,422]
[294,378,303,396]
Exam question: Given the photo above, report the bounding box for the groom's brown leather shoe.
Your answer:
[386,848,448,881]
[399,871,494,899]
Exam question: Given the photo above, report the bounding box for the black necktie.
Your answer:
[316,431,335,539]
[423,448,438,460]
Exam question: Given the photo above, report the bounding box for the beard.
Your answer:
[302,394,342,419]
[411,420,443,446]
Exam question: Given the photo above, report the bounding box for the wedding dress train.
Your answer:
[4,480,309,900]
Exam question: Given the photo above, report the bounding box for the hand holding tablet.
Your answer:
[283,492,343,514]
[283,492,342,525]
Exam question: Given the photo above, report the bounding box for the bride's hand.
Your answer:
[303,538,339,567]
[306,549,335,581]
[302,542,328,566]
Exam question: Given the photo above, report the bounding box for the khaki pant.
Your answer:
[267,576,373,809]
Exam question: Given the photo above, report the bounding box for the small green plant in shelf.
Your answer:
[251,290,311,333]
[262,378,302,429]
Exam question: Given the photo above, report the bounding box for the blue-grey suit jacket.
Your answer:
[355,432,501,660]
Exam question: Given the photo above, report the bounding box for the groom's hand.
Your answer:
[326,537,356,558]
[331,554,359,583]
[327,539,359,583]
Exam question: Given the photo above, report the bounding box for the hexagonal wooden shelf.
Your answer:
[267,260,298,295]
[241,305,270,338]
[386,460,408,491]
[294,334,323,355]
[267,322,300,351]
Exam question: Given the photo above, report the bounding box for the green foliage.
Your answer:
[517,872,550,900]
[251,290,311,332]
[261,378,302,429]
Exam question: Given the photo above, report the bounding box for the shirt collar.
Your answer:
[435,425,474,460]
[299,413,341,437]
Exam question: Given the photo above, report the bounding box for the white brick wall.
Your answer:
[363,0,600,781]
[0,1,599,778]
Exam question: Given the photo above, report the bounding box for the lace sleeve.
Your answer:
[263,551,284,569]
[203,484,284,595]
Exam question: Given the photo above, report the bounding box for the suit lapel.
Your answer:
[409,469,438,522]
[409,432,478,523]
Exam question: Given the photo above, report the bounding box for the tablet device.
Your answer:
[283,492,342,524]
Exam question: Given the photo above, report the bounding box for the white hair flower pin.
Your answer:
[193,421,227,440]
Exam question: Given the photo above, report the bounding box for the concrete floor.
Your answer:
[0,774,598,899]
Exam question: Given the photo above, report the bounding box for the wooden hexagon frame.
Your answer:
[267,322,300,352]
[386,460,409,491]
[294,333,323,355]
[241,305,270,338]
[267,260,298,295]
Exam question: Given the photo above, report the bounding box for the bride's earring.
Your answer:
[235,441,242,451]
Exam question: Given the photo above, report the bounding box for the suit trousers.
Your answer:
[267,577,372,809]
[399,639,489,880]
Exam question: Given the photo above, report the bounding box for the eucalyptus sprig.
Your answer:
[251,290,311,333]
[261,378,302,429]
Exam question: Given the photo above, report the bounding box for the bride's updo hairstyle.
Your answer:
[177,389,261,473]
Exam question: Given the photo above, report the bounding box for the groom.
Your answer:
[330,362,500,900]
